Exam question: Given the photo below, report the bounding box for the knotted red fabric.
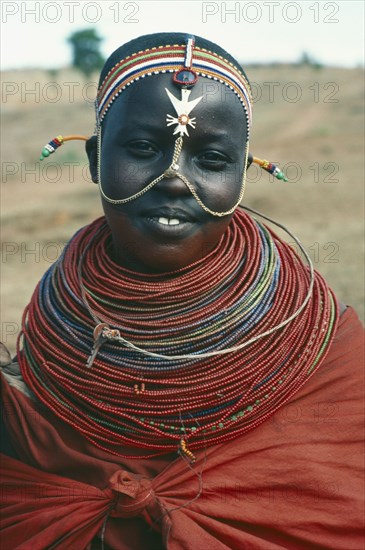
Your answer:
[108,470,154,519]
[1,308,364,549]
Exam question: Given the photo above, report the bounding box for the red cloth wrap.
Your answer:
[1,307,364,549]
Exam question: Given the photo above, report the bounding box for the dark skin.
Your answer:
[86,74,346,313]
[87,74,247,273]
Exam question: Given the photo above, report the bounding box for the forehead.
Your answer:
[102,73,248,138]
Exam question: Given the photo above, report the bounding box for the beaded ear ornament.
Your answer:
[39,135,88,160]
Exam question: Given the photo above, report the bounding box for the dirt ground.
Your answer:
[1,65,364,354]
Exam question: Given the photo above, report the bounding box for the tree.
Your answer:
[298,51,323,70]
[68,29,104,77]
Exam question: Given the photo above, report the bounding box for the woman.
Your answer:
[1,32,364,549]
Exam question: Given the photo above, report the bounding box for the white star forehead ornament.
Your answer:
[165,88,203,137]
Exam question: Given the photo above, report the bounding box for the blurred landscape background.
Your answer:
[1,61,364,353]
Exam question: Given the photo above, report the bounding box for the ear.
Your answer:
[246,152,253,169]
[86,135,98,183]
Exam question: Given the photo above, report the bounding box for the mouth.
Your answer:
[141,207,200,237]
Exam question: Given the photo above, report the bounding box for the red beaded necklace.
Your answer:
[18,208,338,461]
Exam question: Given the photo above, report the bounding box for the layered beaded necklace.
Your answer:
[18,208,338,460]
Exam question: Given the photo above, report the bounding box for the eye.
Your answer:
[197,151,230,171]
[127,140,159,157]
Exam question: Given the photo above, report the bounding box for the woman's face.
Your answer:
[89,74,247,273]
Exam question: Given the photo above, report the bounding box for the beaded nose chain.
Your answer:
[96,130,249,217]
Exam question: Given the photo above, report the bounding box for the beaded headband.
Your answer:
[96,41,253,140]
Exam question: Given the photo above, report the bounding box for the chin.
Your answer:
[112,239,212,274]
[132,250,202,274]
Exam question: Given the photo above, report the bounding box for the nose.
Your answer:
[155,151,192,196]
[155,172,191,196]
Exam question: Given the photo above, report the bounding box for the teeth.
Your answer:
[157,217,181,226]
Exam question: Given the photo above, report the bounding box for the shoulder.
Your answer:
[318,305,364,399]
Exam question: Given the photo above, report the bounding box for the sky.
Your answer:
[1,0,364,70]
